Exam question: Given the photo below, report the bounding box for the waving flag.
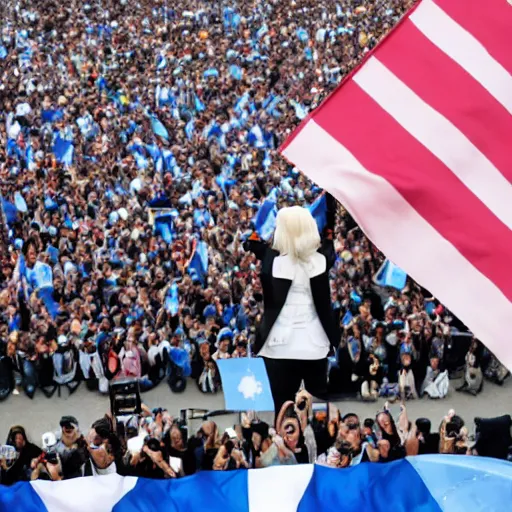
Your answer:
[53,135,74,166]
[164,281,179,316]
[188,240,209,284]
[374,259,408,290]
[308,194,327,233]
[281,0,512,372]
[150,116,169,140]
[1,456,511,512]
[154,213,174,244]
[253,198,278,241]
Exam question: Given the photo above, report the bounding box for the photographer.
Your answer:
[128,437,176,479]
[84,417,121,477]
[212,435,249,471]
[54,416,88,479]
[30,450,62,482]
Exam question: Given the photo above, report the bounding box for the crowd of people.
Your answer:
[1,396,512,484]
[0,0,510,414]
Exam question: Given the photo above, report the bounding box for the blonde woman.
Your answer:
[244,193,339,417]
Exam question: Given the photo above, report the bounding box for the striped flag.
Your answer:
[281,0,512,372]
[1,457,511,512]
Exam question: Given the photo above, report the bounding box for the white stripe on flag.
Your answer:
[31,474,138,512]
[282,120,512,372]
[248,465,314,512]
[410,0,512,114]
[353,57,512,230]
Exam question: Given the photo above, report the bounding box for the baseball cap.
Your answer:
[60,416,79,429]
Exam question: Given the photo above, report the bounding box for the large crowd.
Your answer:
[1,398,512,484]
[0,0,510,458]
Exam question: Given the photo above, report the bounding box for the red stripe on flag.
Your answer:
[433,0,512,72]
[313,81,512,301]
[377,20,512,183]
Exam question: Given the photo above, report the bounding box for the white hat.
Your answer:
[41,432,57,450]
[57,335,68,345]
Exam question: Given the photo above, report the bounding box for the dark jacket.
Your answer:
[243,194,339,355]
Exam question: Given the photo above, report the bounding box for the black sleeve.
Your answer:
[242,237,269,262]
[325,192,337,233]
[318,193,337,270]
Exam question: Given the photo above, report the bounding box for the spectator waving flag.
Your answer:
[308,193,327,233]
[281,0,512,372]
[1,457,512,512]
[253,198,278,241]
[188,240,209,284]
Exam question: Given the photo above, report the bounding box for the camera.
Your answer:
[38,451,59,465]
[109,378,141,416]
[144,437,162,453]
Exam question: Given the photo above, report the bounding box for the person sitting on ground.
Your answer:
[421,352,449,399]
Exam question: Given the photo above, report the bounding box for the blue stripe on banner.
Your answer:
[297,460,442,512]
[407,455,512,512]
[113,471,249,512]
[0,482,47,512]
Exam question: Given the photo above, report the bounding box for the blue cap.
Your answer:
[217,327,233,343]
[203,304,217,318]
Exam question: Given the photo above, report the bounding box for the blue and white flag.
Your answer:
[154,213,174,244]
[53,135,74,166]
[164,282,179,316]
[342,310,353,326]
[203,68,219,79]
[308,194,327,233]
[296,27,309,42]
[185,119,195,140]
[247,124,266,148]
[1,456,511,512]
[217,358,274,411]
[374,258,408,290]
[1,198,18,225]
[32,261,59,319]
[194,94,205,112]
[229,65,243,80]
[42,109,64,124]
[14,192,28,213]
[156,53,167,69]
[253,199,277,241]
[256,24,268,39]
[150,116,169,140]
[188,240,209,284]
[290,100,308,120]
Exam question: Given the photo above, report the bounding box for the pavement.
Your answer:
[1,376,510,444]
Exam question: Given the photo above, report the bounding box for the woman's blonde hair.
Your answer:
[272,206,320,261]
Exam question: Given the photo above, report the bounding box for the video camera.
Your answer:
[109,378,142,440]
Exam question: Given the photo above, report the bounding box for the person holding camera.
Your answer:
[54,416,88,479]
[30,450,62,482]
[128,437,176,479]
